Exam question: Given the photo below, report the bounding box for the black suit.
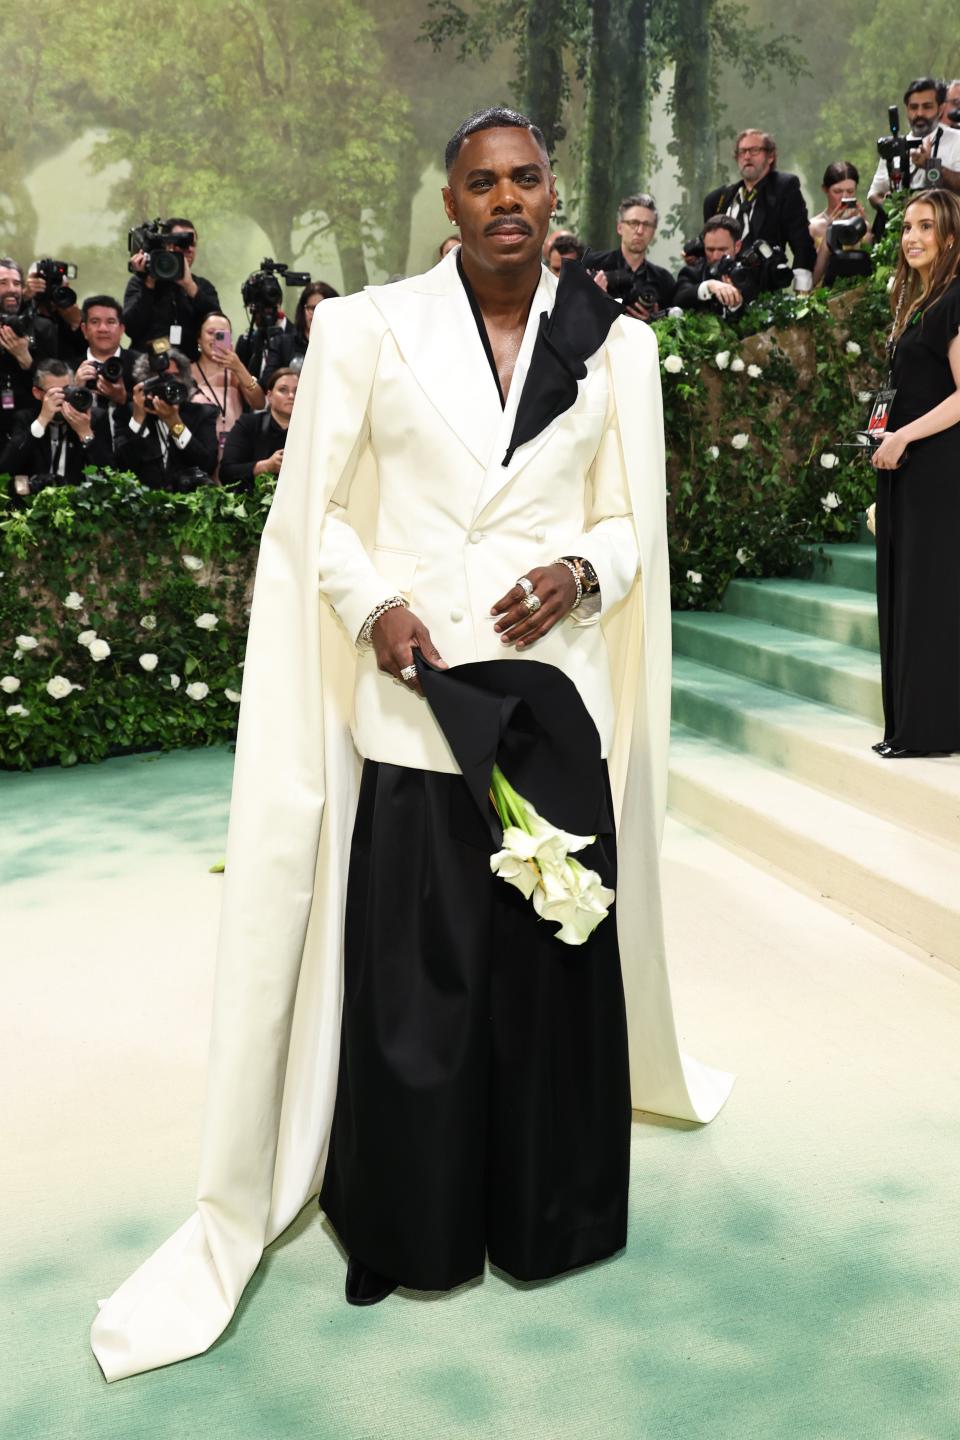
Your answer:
[703,170,816,283]
[122,274,221,361]
[0,312,59,440]
[219,409,288,490]
[581,247,677,312]
[113,400,219,490]
[674,258,759,315]
[1,404,114,498]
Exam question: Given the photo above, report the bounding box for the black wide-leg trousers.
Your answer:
[319,760,632,1292]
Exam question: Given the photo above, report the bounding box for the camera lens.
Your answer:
[152,249,184,284]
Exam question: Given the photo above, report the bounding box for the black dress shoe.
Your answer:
[345,1256,398,1306]
[871,740,892,754]
[880,747,930,759]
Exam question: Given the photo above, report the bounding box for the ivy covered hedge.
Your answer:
[1,231,897,769]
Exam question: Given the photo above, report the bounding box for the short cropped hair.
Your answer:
[165,217,198,238]
[81,294,123,321]
[904,77,945,105]
[703,215,743,242]
[34,358,71,384]
[617,193,658,221]
[444,106,547,174]
[549,234,585,259]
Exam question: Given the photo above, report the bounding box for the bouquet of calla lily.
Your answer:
[488,765,615,946]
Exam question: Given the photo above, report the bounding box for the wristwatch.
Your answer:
[79,432,95,447]
[562,556,600,593]
[169,420,186,440]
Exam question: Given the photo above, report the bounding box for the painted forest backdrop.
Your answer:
[4,0,959,305]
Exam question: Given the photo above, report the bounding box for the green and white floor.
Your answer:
[3,539,960,1440]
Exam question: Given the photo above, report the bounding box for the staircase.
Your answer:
[669,541,960,968]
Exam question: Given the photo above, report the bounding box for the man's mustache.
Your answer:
[485,217,533,235]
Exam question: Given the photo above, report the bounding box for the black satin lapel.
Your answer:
[502,261,622,466]
[415,653,611,843]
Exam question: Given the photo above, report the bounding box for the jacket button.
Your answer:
[450,608,464,623]
[468,530,483,544]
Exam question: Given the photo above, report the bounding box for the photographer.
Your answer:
[0,258,58,440]
[942,79,960,129]
[675,216,758,316]
[809,163,873,286]
[219,367,298,490]
[123,218,221,361]
[72,296,137,414]
[703,130,816,292]
[1,357,113,499]
[235,260,310,380]
[113,347,218,491]
[25,259,85,363]
[868,79,960,207]
[547,234,585,275]
[582,193,677,318]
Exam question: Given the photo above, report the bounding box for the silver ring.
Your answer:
[522,594,542,614]
[400,664,417,682]
[516,576,534,596]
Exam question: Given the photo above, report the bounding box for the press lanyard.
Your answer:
[195,362,229,417]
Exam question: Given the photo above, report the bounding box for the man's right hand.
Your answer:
[707,279,743,308]
[130,250,156,288]
[371,606,447,694]
[38,386,64,427]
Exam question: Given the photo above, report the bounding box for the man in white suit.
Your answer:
[90,107,731,1382]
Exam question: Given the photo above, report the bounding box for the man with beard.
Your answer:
[869,77,960,207]
[0,258,58,441]
[703,130,816,293]
[90,105,730,1383]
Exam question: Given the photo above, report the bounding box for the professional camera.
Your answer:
[127,219,194,283]
[62,384,94,413]
[85,356,125,389]
[241,258,312,329]
[683,236,706,263]
[875,106,934,192]
[715,236,792,294]
[0,311,27,337]
[34,258,78,309]
[597,269,670,317]
[823,200,872,282]
[949,107,960,126]
[142,374,190,408]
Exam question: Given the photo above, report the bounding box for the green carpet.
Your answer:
[2,748,959,1439]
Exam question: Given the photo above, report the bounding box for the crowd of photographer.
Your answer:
[0,218,339,502]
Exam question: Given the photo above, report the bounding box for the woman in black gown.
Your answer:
[872,189,960,758]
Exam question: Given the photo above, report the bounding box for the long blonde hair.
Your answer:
[890,189,960,340]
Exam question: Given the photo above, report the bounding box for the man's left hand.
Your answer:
[176,257,199,298]
[491,563,579,649]
[0,325,31,367]
[62,402,93,441]
[150,397,181,426]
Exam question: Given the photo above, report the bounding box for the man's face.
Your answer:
[906,89,940,136]
[703,228,739,265]
[942,83,960,127]
[736,135,774,186]
[0,265,23,314]
[548,248,565,275]
[616,206,657,262]
[442,127,556,276]
[81,305,124,357]
[168,225,197,267]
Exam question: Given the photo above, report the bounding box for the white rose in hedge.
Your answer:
[88,638,111,662]
[15,635,38,651]
[181,554,204,572]
[858,390,873,404]
[1,675,20,693]
[736,548,750,566]
[186,681,210,701]
[224,689,242,703]
[662,354,684,374]
[845,340,861,356]
[731,433,750,450]
[63,591,84,610]
[139,653,159,672]
[714,350,731,370]
[821,491,841,511]
[686,569,703,586]
[820,452,839,469]
[169,674,181,690]
[730,357,745,373]
[77,629,97,647]
[6,704,29,716]
[747,364,763,379]
[46,675,80,700]
[140,614,157,630]
[195,612,218,630]
[706,445,720,460]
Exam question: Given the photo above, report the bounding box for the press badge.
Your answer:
[1,384,14,411]
[169,325,183,346]
[867,389,896,438]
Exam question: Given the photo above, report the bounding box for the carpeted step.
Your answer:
[671,656,960,850]
[800,542,877,594]
[672,612,883,724]
[668,724,960,968]
[722,578,879,652]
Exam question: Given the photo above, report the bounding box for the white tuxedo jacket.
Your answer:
[315,250,639,772]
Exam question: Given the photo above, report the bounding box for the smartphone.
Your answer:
[840,197,858,209]
[213,329,232,348]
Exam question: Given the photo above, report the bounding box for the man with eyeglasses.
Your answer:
[583,193,678,319]
[704,130,816,293]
